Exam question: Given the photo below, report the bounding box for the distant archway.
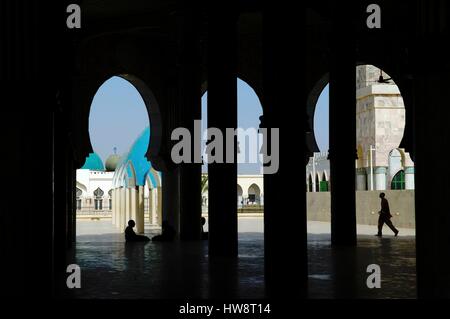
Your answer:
[321,172,329,191]
[237,184,243,207]
[391,170,406,190]
[248,183,261,205]
[201,78,264,234]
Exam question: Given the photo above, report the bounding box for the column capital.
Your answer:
[356,167,366,175]
[374,166,387,174]
[404,166,415,174]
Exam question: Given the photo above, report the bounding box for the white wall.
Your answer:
[236,175,264,199]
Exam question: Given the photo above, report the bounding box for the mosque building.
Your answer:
[306,65,415,192]
[76,127,263,232]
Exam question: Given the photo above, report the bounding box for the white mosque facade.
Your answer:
[306,65,415,192]
[76,127,264,233]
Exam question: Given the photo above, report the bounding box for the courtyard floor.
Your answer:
[64,218,416,299]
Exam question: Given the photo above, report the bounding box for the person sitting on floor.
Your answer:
[125,220,150,242]
[201,217,208,240]
[152,221,176,242]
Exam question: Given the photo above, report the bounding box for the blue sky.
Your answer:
[88,77,329,173]
[88,76,150,162]
[314,84,329,152]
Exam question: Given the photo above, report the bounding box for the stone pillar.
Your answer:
[414,64,450,297]
[262,5,307,298]
[2,1,56,296]
[148,188,153,224]
[137,185,145,234]
[207,8,238,257]
[120,187,126,231]
[329,3,356,246]
[356,168,367,191]
[125,188,131,227]
[116,189,120,229]
[405,167,415,190]
[366,167,374,191]
[176,9,202,241]
[111,188,116,226]
[128,188,133,224]
[115,188,120,227]
[374,167,387,190]
[117,189,121,229]
[130,187,137,223]
[53,133,71,271]
[157,186,163,226]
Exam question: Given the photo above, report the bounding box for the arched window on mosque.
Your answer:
[315,174,320,192]
[248,184,261,205]
[76,188,82,210]
[391,170,405,190]
[320,172,329,192]
[94,187,104,210]
[108,189,112,209]
[308,175,313,192]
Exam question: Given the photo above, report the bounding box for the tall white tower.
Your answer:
[355,65,414,190]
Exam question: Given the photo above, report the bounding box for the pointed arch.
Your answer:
[125,160,137,188]
[248,183,261,204]
[76,181,87,193]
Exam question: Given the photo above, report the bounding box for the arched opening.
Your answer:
[320,172,329,191]
[237,184,243,208]
[391,170,406,190]
[76,75,157,239]
[315,174,320,192]
[108,189,112,210]
[355,64,414,230]
[247,183,261,205]
[201,78,264,235]
[306,67,416,247]
[388,148,413,190]
[306,64,416,298]
[76,187,82,211]
[306,82,331,234]
[143,168,162,228]
[93,187,104,211]
[306,65,415,230]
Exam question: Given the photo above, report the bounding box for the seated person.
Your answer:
[152,221,176,242]
[125,220,150,242]
[201,217,208,240]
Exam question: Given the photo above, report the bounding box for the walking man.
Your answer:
[376,193,399,237]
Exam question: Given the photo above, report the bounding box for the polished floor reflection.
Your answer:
[65,219,415,299]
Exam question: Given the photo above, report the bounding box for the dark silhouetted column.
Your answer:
[415,73,450,298]
[207,7,238,257]
[262,3,308,298]
[177,8,203,241]
[329,3,357,246]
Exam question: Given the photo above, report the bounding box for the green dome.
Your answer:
[105,154,121,171]
[81,153,104,171]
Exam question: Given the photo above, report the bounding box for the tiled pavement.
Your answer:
[62,219,415,299]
